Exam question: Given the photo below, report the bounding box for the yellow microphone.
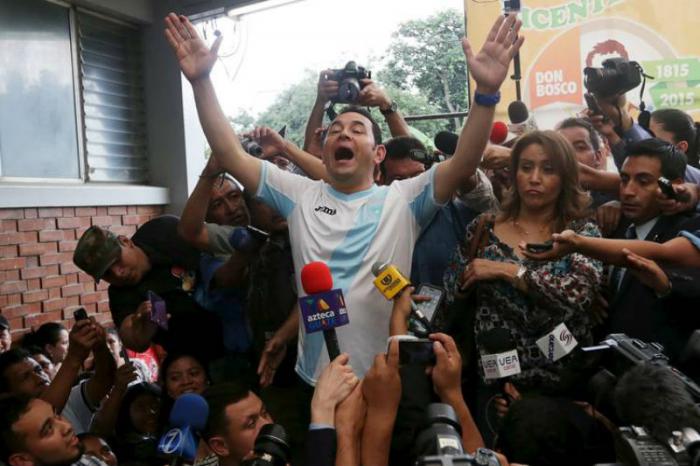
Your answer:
[372,262,433,332]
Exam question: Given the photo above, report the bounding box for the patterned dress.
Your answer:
[443,214,603,393]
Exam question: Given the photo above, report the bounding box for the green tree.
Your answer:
[378,9,467,131]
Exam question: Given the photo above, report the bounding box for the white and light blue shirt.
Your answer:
[256,162,442,384]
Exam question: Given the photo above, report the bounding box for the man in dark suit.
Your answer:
[606,139,700,367]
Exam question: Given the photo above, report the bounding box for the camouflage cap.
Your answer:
[73,226,121,282]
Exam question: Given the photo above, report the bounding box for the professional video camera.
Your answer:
[594,426,700,466]
[240,424,289,466]
[414,403,502,466]
[586,334,700,408]
[584,58,644,97]
[326,61,371,104]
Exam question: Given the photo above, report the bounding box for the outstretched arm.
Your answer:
[434,15,524,203]
[521,230,700,268]
[164,13,261,191]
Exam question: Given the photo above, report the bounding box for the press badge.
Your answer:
[536,323,578,362]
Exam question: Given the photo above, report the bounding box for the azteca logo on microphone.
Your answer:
[299,290,349,333]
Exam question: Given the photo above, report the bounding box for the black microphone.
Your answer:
[434,131,459,156]
[507,100,538,135]
[614,363,700,443]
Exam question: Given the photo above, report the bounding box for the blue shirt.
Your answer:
[411,198,478,286]
[194,254,251,353]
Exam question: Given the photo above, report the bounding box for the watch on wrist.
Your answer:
[514,265,528,290]
[380,100,398,115]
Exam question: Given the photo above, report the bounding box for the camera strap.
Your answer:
[636,63,654,131]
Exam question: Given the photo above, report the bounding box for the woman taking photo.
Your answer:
[444,130,603,398]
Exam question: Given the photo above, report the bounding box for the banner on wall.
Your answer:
[465,0,700,128]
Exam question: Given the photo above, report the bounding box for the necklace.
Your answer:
[512,218,551,237]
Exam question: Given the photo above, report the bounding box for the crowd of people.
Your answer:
[1,9,700,466]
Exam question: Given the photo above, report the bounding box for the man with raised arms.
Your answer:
[164,12,523,384]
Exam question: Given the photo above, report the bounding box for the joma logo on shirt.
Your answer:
[314,206,337,215]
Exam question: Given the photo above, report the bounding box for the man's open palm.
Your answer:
[462,14,524,93]
[164,13,222,82]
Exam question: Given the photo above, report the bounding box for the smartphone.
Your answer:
[147,291,168,330]
[245,225,270,243]
[658,177,690,202]
[414,284,445,323]
[73,308,88,321]
[390,336,436,366]
[526,241,554,253]
[584,93,603,115]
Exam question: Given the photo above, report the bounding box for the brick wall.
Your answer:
[0,205,165,339]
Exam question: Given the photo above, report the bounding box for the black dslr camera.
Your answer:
[584,58,643,97]
[414,403,501,466]
[586,334,700,407]
[326,61,371,104]
[240,424,289,466]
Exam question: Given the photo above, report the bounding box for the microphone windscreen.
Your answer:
[169,393,209,431]
[480,327,515,354]
[434,131,459,156]
[301,261,333,294]
[490,121,509,144]
[507,100,529,124]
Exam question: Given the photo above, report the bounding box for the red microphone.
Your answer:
[299,262,348,360]
[490,121,509,145]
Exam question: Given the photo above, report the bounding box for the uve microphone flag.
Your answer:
[299,289,349,333]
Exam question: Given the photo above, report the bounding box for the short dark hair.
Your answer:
[0,348,31,393]
[497,396,615,466]
[202,382,251,440]
[651,108,700,166]
[336,106,382,145]
[624,138,687,180]
[0,394,32,462]
[380,136,427,177]
[557,117,602,152]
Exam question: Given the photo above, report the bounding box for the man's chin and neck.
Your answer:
[328,172,375,195]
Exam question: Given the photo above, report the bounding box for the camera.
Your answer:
[586,334,700,408]
[241,137,264,157]
[326,61,371,104]
[595,426,700,466]
[240,424,289,466]
[414,403,501,465]
[584,58,643,97]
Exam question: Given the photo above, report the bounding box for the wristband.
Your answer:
[474,91,501,107]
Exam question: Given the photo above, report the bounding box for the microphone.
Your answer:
[479,327,521,383]
[299,262,350,361]
[157,393,209,466]
[490,121,509,145]
[507,100,538,135]
[434,131,459,156]
[228,225,270,253]
[371,261,433,333]
[614,363,700,443]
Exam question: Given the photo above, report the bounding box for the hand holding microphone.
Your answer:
[157,394,209,466]
[372,261,434,334]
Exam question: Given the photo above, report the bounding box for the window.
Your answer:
[78,11,149,183]
[0,0,80,179]
[0,0,149,183]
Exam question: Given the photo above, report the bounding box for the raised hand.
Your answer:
[164,13,222,82]
[357,79,391,109]
[462,14,524,94]
[250,126,288,158]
